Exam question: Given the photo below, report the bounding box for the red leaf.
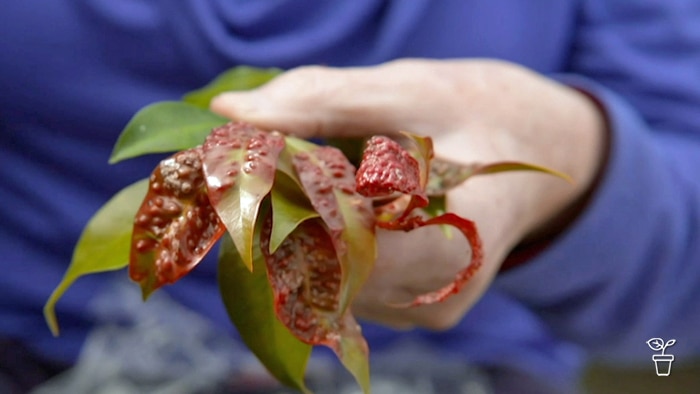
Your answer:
[290,144,376,313]
[380,213,483,307]
[356,136,421,197]
[202,122,285,270]
[358,135,429,222]
[260,215,370,391]
[292,146,367,233]
[129,148,225,298]
[261,217,341,343]
[354,133,484,307]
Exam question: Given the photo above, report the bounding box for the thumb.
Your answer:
[210,62,454,138]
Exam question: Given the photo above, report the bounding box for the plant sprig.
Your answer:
[44,66,570,393]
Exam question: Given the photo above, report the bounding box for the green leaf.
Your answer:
[109,102,228,164]
[426,158,573,196]
[44,179,149,336]
[424,195,452,238]
[325,137,367,167]
[184,66,283,109]
[218,231,312,393]
[202,123,285,271]
[469,161,573,182]
[335,316,371,394]
[269,172,319,254]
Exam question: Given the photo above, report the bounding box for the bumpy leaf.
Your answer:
[44,179,149,336]
[218,231,312,393]
[130,148,225,299]
[286,138,376,313]
[183,66,282,109]
[109,102,228,164]
[358,134,433,224]
[356,136,421,197]
[357,135,483,307]
[260,216,370,393]
[202,122,285,270]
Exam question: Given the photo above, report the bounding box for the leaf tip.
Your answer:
[140,286,154,301]
[43,303,60,337]
[107,154,121,165]
[242,251,254,272]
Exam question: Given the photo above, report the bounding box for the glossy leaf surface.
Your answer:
[218,232,312,393]
[110,102,228,163]
[130,148,225,299]
[44,179,149,336]
[269,172,319,254]
[260,217,370,393]
[184,66,282,109]
[287,139,376,313]
[202,122,285,270]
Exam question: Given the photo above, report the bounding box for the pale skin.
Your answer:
[211,59,607,330]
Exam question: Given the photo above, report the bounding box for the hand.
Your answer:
[211,59,607,330]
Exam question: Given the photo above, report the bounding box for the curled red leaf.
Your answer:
[130,147,225,298]
[378,213,483,306]
[356,133,483,307]
[290,144,376,315]
[260,215,361,345]
[356,136,421,197]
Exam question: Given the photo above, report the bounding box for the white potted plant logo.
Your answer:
[646,338,676,376]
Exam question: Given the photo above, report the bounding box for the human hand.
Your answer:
[211,59,607,330]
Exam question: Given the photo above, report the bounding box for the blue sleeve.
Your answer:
[496,0,700,362]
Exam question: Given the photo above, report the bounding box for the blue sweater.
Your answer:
[2,0,700,390]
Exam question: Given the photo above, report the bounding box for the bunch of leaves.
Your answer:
[43,66,569,393]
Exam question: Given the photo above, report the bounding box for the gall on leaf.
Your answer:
[285,138,376,314]
[356,135,421,197]
[357,134,434,223]
[356,134,483,307]
[260,216,370,394]
[130,147,225,299]
[202,122,285,270]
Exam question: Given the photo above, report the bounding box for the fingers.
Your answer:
[349,224,496,330]
[210,60,468,139]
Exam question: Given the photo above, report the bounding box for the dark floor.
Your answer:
[583,360,700,394]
